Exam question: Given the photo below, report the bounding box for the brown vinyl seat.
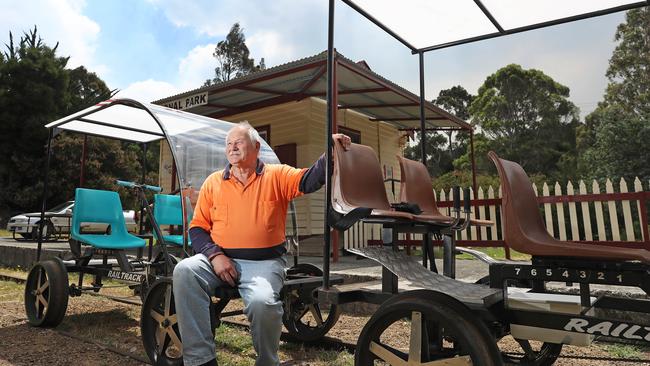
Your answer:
[397,156,493,226]
[332,142,413,220]
[489,151,650,263]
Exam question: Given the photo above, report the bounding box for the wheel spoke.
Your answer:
[37,269,43,289]
[421,355,472,366]
[150,309,165,323]
[308,304,324,326]
[166,326,183,353]
[409,311,423,363]
[296,306,309,321]
[37,294,48,309]
[369,341,408,366]
[167,314,177,326]
[155,325,167,348]
[164,285,172,317]
[38,279,49,293]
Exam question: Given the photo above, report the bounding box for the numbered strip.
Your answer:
[507,265,631,285]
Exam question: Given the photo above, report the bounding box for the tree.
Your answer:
[0,27,152,222]
[204,23,265,86]
[403,131,453,177]
[469,64,579,177]
[0,27,70,216]
[434,85,474,121]
[578,8,650,181]
[403,86,475,177]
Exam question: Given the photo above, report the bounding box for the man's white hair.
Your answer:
[227,121,262,145]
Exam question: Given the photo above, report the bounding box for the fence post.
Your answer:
[555,182,567,241]
[579,180,593,241]
[620,178,635,241]
[605,179,621,241]
[634,178,646,242]
[543,183,554,236]
[566,181,580,240]
[593,180,607,241]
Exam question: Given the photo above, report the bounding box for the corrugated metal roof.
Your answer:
[153,51,470,131]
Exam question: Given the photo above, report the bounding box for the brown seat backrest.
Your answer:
[396,156,445,216]
[488,150,650,263]
[488,151,553,247]
[332,142,391,214]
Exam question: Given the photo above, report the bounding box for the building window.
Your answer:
[256,124,271,144]
[338,126,361,143]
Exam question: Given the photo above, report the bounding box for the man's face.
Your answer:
[226,127,259,167]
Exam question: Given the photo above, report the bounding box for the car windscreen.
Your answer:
[49,201,73,213]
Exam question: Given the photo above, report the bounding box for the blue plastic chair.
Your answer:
[153,194,191,247]
[71,188,146,249]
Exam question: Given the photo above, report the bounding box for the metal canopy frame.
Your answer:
[321,0,650,288]
[36,98,283,263]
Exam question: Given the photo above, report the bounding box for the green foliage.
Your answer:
[403,131,454,177]
[0,27,70,216]
[204,23,265,86]
[469,64,579,177]
[0,26,157,221]
[579,8,650,182]
[404,86,475,177]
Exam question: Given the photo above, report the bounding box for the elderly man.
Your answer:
[173,121,351,366]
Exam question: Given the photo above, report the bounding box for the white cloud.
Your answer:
[247,30,296,67]
[177,43,217,89]
[0,0,106,73]
[116,79,180,103]
[117,42,218,102]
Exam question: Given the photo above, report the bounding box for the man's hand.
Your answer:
[210,254,238,287]
[333,133,352,151]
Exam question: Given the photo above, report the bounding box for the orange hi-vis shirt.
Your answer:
[190,160,306,250]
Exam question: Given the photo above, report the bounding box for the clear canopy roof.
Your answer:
[46,98,279,198]
[347,0,647,51]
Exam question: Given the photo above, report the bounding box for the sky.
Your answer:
[0,0,633,119]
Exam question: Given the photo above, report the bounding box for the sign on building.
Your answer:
[163,92,208,110]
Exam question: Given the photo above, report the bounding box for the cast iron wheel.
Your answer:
[282,263,341,342]
[141,278,183,366]
[355,292,502,366]
[24,258,69,327]
[31,220,56,241]
[501,339,562,366]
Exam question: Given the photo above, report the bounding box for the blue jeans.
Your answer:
[173,254,286,366]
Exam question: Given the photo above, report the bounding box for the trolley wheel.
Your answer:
[501,339,562,366]
[355,291,502,366]
[31,220,56,241]
[282,263,341,342]
[24,258,69,327]
[141,278,183,366]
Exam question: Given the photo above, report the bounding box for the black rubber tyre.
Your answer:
[501,339,562,366]
[282,263,341,342]
[141,278,183,366]
[24,258,69,327]
[355,291,503,366]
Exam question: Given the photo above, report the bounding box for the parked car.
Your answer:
[6,200,138,240]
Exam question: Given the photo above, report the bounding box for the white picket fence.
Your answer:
[342,177,650,254]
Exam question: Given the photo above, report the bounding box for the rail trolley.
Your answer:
[23,99,342,365]
[307,1,650,365]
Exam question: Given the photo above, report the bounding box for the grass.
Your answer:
[0,229,11,237]
[603,343,645,359]
[214,323,354,366]
[409,246,530,261]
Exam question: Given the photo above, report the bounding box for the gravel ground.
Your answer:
[2,275,650,365]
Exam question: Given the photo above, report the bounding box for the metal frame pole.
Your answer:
[418,52,426,166]
[323,0,335,290]
[36,129,54,262]
[80,134,88,187]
